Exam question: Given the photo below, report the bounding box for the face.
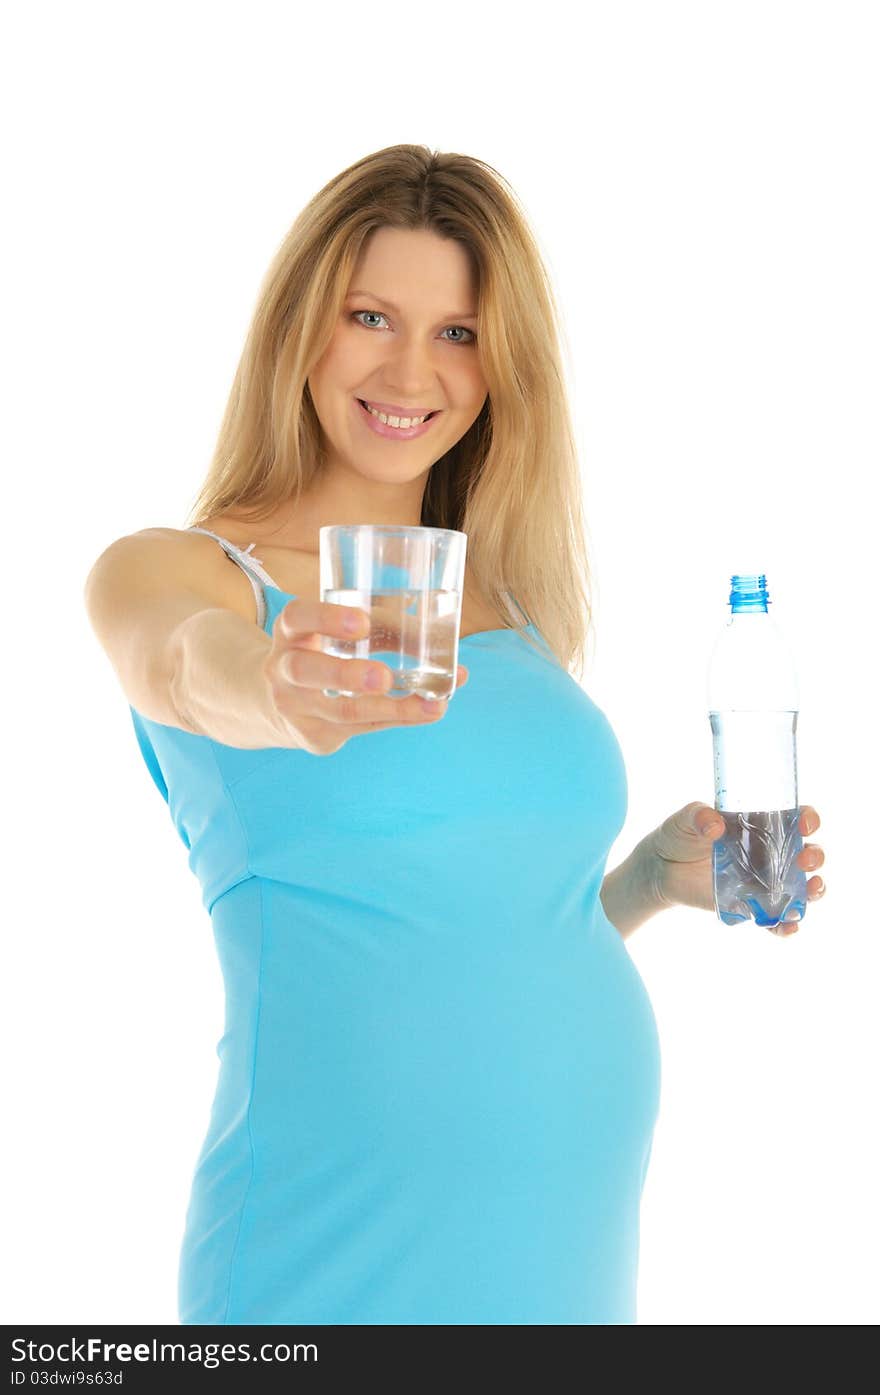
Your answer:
[307,227,488,484]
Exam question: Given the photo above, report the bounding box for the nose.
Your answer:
[379,337,439,400]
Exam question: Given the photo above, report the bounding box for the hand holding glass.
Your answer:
[319,525,468,701]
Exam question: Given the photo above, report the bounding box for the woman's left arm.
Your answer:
[600,802,826,942]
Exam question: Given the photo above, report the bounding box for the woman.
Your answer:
[86,144,826,1324]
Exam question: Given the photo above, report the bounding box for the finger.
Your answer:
[278,603,469,695]
[317,692,448,727]
[278,647,453,723]
[280,642,394,696]
[799,805,820,835]
[779,876,826,936]
[797,842,825,871]
[280,599,370,644]
[776,869,827,936]
[290,670,440,726]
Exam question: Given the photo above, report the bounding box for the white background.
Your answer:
[4,0,876,1326]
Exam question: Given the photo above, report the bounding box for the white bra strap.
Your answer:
[187,526,281,628]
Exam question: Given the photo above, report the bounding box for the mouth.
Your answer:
[355,397,442,440]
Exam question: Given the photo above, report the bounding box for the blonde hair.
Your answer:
[185,144,597,679]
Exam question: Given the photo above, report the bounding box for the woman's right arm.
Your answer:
[84,528,466,753]
[83,528,286,749]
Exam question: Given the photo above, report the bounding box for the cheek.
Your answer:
[461,366,489,411]
[328,334,377,379]
[462,351,488,391]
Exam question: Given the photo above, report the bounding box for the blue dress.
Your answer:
[128,528,661,1325]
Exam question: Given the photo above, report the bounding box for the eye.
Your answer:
[441,325,476,344]
[350,311,476,344]
[351,310,387,329]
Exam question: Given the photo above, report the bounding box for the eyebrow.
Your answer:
[345,290,478,321]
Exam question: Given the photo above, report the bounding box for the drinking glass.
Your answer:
[319,525,468,701]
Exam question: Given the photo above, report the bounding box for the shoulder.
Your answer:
[121,526,261,624]
[121,525,237,573]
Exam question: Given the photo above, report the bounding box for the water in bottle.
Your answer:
[707,574,808,929]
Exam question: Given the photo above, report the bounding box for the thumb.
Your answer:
[653,802,725,864]
[690,803,724,839]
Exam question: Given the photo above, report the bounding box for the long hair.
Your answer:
[185,144,597,679]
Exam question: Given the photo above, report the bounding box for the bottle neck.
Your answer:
[729,573,770,614]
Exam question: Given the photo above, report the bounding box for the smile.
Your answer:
[355,397,441,440]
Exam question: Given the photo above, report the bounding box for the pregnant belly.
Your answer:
[245,890,661,1193]
[194,884,662,1323]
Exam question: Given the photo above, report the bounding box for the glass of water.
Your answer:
[319,525,468,701]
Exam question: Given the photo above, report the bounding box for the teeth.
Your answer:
[362,401,430,428]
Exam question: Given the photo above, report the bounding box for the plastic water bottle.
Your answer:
[707,574,808,929]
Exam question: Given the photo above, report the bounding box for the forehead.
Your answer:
[347,228,479,316]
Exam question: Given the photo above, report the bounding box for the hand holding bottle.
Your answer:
[645,800,826,935]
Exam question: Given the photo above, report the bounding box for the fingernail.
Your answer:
[344,611,366,634]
